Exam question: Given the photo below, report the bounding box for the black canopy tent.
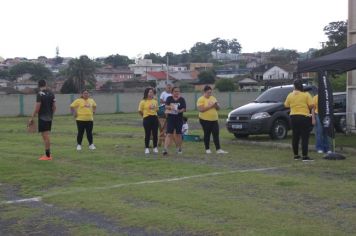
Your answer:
[297,43,356,160]
[298,43,356,73]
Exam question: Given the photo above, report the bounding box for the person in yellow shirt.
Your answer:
[284,79,314,161]
[70,89,97,151]
[138,87,159,155]
[197,85,228,154]
[312,94,331,154]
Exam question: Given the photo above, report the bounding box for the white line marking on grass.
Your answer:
[3,197,42,204]
[1,166,286,205]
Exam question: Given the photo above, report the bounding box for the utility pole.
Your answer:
[347,0,356,132]
[166,56,169,85]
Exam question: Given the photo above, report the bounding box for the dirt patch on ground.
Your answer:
[0,184,196,236]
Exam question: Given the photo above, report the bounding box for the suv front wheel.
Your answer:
[269,119,288,140]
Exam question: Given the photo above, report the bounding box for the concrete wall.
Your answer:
[0,91,260,116]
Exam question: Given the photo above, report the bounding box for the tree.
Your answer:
[144,53,165,63]
[60,78,77,94]
[164,52,180,66]
[190,42,213,62]
[331,73,347,92]
[55,56,64,65]
[210,38,242,54]
[0,70,10,80]
[180,50,191,63]
[215,78,235,92]
[198,70,216,84]
[65,55,97,92]
[211,38,229,53]
[9,62,53,81]
[268,48,299,64]
[228,38,242,54]
[104,54,134,67]
[313,21,347,57]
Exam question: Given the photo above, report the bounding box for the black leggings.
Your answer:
[199,119,221,150]
[143,115,159,148]
[290,115,312,157]
[76,120,93,145]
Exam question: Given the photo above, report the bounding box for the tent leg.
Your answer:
[324,138,346,160]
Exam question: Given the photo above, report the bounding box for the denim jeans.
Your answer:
[315,114,330,153]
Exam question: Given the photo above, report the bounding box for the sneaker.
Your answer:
[294,155,301,160]
[317,150,323,154]
[162,150,168,156]
[216,149,228,154]
[206,149,212,154]
[326,151,332,154]
[153,147,159,154]
[145,148,150,154]
[76,145,82,151]
[302,156,314,162]
[89,144,96,150]
[38,155,52,161]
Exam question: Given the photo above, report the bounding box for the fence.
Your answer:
[0,91,260,116]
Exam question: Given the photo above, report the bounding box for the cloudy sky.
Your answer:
[0,0,348,59]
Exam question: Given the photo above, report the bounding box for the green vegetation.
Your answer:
[331,73,347,92]
[0,113,356,235]
[215,78,235,92]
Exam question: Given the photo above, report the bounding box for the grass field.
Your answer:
[1,112,356,235]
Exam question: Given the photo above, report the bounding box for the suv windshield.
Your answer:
[255,87,293,103]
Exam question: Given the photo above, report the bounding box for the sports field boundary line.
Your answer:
[1,166,286,205]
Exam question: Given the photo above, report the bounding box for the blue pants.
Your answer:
[315,114,330,153]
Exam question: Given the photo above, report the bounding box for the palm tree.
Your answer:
[66,55,97,92]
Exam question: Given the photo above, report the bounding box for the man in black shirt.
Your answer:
[28,79,56,160]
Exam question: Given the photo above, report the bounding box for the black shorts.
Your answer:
[166,116,183,134]
[38,119,52,132]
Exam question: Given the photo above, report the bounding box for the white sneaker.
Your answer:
[216,149,228,154]
[89,144,96,150]
[153,147,158,154]
[327,151,332,154]
[206,149,212,154]
[76,145,82,151]
[145,148,150,154]
[317,150,323,154]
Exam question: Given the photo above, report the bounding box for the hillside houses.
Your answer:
[0,48,311,94]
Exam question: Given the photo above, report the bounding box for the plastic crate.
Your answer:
[183,135,201,142]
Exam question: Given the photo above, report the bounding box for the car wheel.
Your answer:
[270,119,288,140]
[234,133,249,139]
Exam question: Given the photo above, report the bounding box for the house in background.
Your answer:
[129,59,166,77]
[252,64,275,80]
[263,65,291,80]
[13,79,37,92]
[252,64,296,81]
[145,71,175,89]
[189,63,213,71]
[237,78,261,91]
[169,65,188,71]
[0,79,10,87]
[95,67,134,90]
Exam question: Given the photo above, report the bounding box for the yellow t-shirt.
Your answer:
[197,95,219,121]
[138,99,158,118]
[70,98,97,121]
[313,95,319,114]
[284,91,313,116]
